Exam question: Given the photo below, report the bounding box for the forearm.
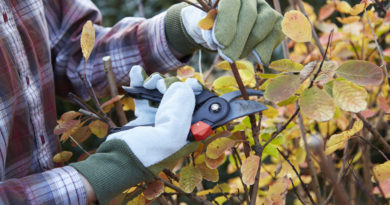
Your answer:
[79,173,97,204]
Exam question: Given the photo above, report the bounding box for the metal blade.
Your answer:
[212,100,267,128]
[220,89,264,102]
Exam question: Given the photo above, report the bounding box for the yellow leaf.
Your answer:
[335,60,384,86]
[350,3,365,15]
[336,1,352,14]
[269,59,304,72]
[333,79,368,113]
[263,105,279,119]
[80,20,95,61]
[177,65,195,79]
[212,76,238,95]
[238,61,256,87]
[143,180,164,200]
[198,9,217,30]
[282,10,312,42]
[216,60,252,71]
[265,176,290,205]
[325,119,363,154]
[196,163,219,182]
[88,120,109,138]
[206,137,235,159]
[299,87,335,122]
[126,194,145,205]
[53,151,73,163]
[336,16,360,24]
[241,154,260,185]
[373,161,390,183]
[121,97,135,111]
[179,165,202,193]
[197,183,230,196]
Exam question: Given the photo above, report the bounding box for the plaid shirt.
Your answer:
[0,0,184,204]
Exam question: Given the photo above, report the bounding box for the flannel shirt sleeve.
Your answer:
[45,0,187,99]
[0,166,87,205]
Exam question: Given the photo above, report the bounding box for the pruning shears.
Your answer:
[110,87,267,141]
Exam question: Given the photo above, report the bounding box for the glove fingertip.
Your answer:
[144,73,163,90]
[129,65,148,87]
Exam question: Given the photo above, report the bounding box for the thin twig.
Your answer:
[160,178,214,205]
[289,177,307,205]
[297,111,322,202]
[278,148,316,205]
[371,167,389,203]
[68,135,90,156]
[137,0,145,17]
[79,109,100,120]
[196,0,211,11]
[205,54,220,81]
[351,168,379,205]
[273,0,290,59]
[364,8,389,84]
[181,0,206,11]
[356,112,390,153]
[232,148,250,205]
[217,184,234,204]
[358,136,389,161]
[103,56,127,126]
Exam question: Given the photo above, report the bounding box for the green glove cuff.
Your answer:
[70,140,155,205]
[165,3,201,56]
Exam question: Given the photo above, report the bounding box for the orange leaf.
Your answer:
[143,180,164,200]
[71,126,91,146]
[198,9,218,30]
[241,154,260,185]
[319,4,335,21]
[205,153,226,169]
[177,66,195,79]
[58,111,80,124]
[54,120,80,135]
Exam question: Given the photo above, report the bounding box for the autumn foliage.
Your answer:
[55,0,390,204]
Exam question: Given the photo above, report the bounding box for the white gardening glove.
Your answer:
[126,65,203,127]
[107,82,196,167]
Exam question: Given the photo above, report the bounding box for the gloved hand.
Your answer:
[165,0,285,65]
[126,65,203,127]
[71,67,202,204]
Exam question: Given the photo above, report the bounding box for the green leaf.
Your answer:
[336,60,384,86]
[277,95,299,106]
[299,87,335,121]
[179,165,202,193]
[333,79,368,113]
[263,143,279,159]
[269,59,304,72]
[265,75,301,102]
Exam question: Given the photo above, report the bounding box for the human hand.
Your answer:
[125,65,203,127]
[165,0,284,65]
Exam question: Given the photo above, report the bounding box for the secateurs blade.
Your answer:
[111,87,267,141]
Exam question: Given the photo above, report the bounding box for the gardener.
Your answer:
[0,0,283,204]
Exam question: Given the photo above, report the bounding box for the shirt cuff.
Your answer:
[20,166,87,205]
